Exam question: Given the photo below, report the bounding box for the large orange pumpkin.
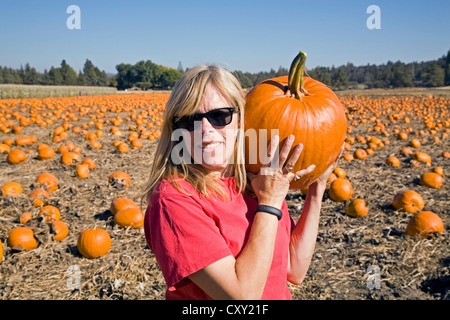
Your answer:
[77,228,111,259]
[405,211,444,238]
[244,51,347,189]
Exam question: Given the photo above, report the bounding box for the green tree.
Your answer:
[331,66,349,89]
[60,60,78,85]
[22,63,40,84]
[391,61,413,87]
[115,60,181,90]
[48,67,63,85]
[445,50,450,86]
[423,63,445,87]
[82,59,98,85]
[308,66,331,86]
[158,68,182,88]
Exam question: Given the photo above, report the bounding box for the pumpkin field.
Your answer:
[0,89,449,300]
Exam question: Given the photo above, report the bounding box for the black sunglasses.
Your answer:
[172,107,235,131]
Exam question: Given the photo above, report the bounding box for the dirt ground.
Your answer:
[0,94,448,300]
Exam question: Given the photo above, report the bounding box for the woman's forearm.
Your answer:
[287,181,326,285]
[188,211,278,300]
[234,211,279,299]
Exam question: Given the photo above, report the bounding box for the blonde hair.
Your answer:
[141,64,247,207]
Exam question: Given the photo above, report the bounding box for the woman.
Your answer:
[142,64,341,300]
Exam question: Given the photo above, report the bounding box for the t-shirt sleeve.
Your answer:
[145,193,233,289]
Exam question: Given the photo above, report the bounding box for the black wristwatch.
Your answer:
[256,204,282,220]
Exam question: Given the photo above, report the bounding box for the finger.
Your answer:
[263,135,280,168]
[275,135,295,169]
[283,143,304,173]
[293,164,315,181]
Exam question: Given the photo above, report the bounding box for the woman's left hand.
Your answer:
[247,134,315,209]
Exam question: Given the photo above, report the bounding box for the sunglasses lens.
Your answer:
[173,108,234,131]
[175,116,195,131]
[208,109,233,126]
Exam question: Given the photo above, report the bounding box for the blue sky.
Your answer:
[0,0,449,74]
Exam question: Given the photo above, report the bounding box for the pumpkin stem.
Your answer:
[287,51,309,99]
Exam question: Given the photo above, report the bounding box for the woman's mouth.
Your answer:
[201,141,222,150]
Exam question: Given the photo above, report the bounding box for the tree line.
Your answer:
[0,59,111,87]
[233,50,450,90]
[0,59,182,90]
[0,50,449,90]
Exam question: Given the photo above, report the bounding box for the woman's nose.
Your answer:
[201,117,214,133]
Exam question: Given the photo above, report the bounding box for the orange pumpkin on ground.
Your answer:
[15,136,37,146]
[415,152,431,163]
[51,220,69,241]
[328,178,353,202]
[354,149,368,160]
[386,156,400,167]
[19,212,32,224]
[7,149,27,164]
[401,147,413,156]
[38,146,55,160]
[392,190,424,213]
[244,51,347,189]
[8,227,39,250]
[405,211,444,238]
[1,182,23,196]
[109,172,131,188]
[29,189,50,206]
[131,138,143,148]
[77,228,111,259]
[0,143,11,153]
[117,142,129,153]
[35,173,59,192]
[342,154,354,162]
[39,205,61,222]
[345,199,369,217]
[433,166,444,176]
[114,208,144,228]
[61,151,81,166]
[333,167,346,179]
[409,139,421,148]
[82,157,96,169]
[110,197,139,216]
[419,172,443,189]
[76,164,90,178]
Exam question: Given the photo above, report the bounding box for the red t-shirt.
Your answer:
[144,176,294,300]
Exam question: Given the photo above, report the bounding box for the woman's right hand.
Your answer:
[247,135,315,210]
